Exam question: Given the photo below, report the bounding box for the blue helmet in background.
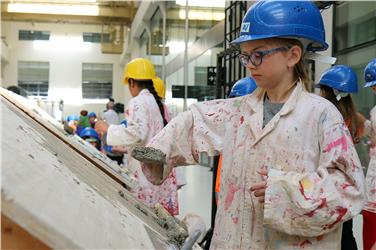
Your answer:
[317,65,358,93]
[231,0,328,52]
[66,114,79,122]
[364,58,376,88]
[229,77,258,98]
[88,112,96,118]
[120,119,127,127]
[79,127,100,141]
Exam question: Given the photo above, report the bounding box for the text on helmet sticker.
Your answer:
[241,22,250,33]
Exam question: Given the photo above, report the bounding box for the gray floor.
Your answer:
[177,165,364,249]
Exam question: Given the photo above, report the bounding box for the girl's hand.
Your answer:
[250,169,268,203]
[112,145,127,154]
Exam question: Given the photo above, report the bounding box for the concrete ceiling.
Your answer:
[1,0,138,25]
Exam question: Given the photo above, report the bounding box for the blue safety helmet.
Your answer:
[231,0,328,52]
[120,119,127,127]
[79,127,100,141]
[229,77,258,98]
[88,112,96,118]
[364,58,376,88]
[317,65,358,93]
[66,114,79,122]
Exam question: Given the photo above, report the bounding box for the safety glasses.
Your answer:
[238,46,291,67]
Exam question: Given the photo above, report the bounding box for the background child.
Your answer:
[316,64,366,250]
[363,58,376,250]
[103,58,179,216]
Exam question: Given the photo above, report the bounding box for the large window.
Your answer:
[334,1,376,52]
[82,63,113,99]
[83,32,111,43]
[17,61,49,98]
[19,30,50,41]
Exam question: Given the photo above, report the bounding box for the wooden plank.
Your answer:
[0,88,136,191]
[1,96,180,249]
[1,214,51,250]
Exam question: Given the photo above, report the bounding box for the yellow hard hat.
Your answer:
[123,58,156,84]
[152,77,166,99]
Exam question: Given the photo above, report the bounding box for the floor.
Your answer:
[177,165,364,249]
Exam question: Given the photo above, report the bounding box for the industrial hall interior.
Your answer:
[1,0,376,249]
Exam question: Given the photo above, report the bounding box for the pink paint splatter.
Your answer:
[224,183,240,211]
[232,216,239,224]
[324,206,348,229]
[304,198,327,217]
[240,116,244,124]
[298,240,312,248]
[324,135,348,153]
[340,182,353,190]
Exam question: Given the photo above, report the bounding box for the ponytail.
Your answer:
[133,80,168,126]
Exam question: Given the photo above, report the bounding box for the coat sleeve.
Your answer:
[146,99,236,178]
[107,98,149,148]
[263,107,365,237]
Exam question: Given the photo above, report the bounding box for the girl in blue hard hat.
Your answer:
[135,1,364,249]
[362,58,376,250]
[79,127,101,150]
[316,65,367,250]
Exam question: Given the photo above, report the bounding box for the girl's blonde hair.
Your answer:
[277,38,311,91]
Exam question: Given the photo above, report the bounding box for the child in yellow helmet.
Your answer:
[100,58,179,216]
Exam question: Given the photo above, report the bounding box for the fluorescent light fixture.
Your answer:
[7,3,99,16]
[166,40,194,54]
[176,0,225,8]
[33,36,91,51]
[179,9,225,21]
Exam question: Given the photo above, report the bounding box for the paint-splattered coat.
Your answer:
[107,89,179,215]
[365,106,376,213]
[147,82,364,249]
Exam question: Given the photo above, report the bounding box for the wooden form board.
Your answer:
[0,93,185,249]
[0,88,136,190]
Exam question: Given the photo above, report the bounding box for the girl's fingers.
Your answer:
[250,181,267,191]
[253,189,266,197]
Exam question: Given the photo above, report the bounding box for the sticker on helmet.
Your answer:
[241,22,250,33]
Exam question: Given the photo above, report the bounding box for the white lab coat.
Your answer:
[107,89,179,215]
[365,106,376,213]
[146,82,365,249]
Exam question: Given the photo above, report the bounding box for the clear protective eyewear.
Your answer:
[238,46,291,67]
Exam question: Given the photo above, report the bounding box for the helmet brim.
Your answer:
[364,81,376,88]
[230,34,328,52]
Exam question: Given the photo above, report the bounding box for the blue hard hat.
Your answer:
[79,127,100,141]
[364,58,376,88]
[229,77,258,98]
[88,112,96,118]
[317,65,358,93]
[120,119,127,127]
[231,0,328,52]
[66,114,79,122]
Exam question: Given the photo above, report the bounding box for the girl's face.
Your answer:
[239,39,298,90]
[128,79,139,97]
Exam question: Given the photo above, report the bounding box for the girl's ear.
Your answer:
[287,45,302,68]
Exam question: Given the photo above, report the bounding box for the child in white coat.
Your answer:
[102,58,179,216]
[134,1,365,249]
[363,58,376,250]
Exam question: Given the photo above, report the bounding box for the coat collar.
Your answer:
[244,81,305,146]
